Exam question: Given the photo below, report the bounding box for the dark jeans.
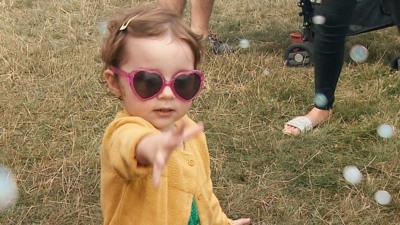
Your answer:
[387,0,400,26]
[313,0,357,110]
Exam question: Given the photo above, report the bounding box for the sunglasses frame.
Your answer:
[110,66,205,101]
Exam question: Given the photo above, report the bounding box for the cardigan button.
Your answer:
[188,159,195,166]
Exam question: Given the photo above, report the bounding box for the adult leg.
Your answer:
[159,0,231,54]
[159,0,212,38]
[284,0,357,135]
[387,0,400,34]
[159,0,186,17]
[386,0,400,28]
[190,0,215,38]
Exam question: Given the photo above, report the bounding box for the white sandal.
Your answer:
[283,116,313,135]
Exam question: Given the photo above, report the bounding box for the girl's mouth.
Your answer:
[154,108,175,116]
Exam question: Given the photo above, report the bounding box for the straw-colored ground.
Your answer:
[1,0,399,224]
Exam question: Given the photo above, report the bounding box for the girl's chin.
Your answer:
[150,120,175,131]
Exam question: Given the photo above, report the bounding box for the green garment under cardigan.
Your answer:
[188,198,200,225]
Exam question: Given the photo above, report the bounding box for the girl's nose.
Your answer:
[157,85,175,99]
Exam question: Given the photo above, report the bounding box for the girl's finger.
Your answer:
[233,218,251,225]
[152,164,161,187]
[163,126,184,150]
[152,153,165,187]
[171,123,185,137]
[164,122,203,152]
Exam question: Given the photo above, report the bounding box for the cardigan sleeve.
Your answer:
[103,117,158,181]
[177,116,233,225]
[204,178,234,225]
[197,132,233,225]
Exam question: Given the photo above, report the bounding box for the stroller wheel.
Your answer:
[284,42,313,67]
[390,56,400,71]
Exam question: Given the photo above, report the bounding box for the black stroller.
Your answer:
[284,0,400,70]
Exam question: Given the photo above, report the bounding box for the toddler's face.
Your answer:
[114,34,196,130]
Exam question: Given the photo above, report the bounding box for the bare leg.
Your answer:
[190,0,214,38]
[159,0,186,16]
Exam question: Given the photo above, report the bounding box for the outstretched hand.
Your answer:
[136,122,204,187]
[152,123,203,186]
[232,218,251,225]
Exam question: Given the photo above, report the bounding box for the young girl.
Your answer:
[100,5,251,225]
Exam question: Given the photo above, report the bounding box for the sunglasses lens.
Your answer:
[133,71,163,98]
[174,73,202,100]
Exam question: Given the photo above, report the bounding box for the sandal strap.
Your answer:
[285,116,313,133]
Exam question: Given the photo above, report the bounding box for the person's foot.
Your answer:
[283,107,332,136]
[207,33,234,55]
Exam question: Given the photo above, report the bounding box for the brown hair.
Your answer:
[101,4,203,71]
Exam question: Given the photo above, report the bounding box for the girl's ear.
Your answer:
[103,69,122,98]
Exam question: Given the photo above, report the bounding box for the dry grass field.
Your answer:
[1,0,399,224]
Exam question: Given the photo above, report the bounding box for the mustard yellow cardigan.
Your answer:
[100,111,233,225]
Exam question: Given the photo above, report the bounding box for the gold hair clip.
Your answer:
[119,15,138,31]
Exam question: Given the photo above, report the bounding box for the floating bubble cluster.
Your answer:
[342,166,394,206]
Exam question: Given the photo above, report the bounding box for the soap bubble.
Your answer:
[374,190,391,205]
[0,166,18,211]
[350,44,369,63]
[314,93,328,108]
[239,39,250,49]
[377,124,394,139]
[343,165,362,185]
[97,21,108,36]
[312,15,326,25]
